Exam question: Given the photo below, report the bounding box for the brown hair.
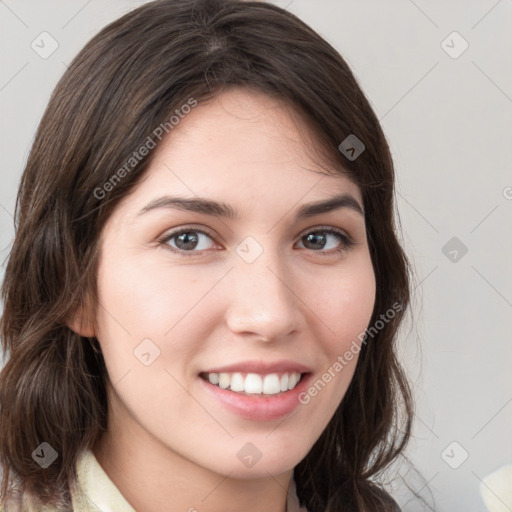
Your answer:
[1,0,415,510]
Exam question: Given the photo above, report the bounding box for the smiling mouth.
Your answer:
[199,371,307,397]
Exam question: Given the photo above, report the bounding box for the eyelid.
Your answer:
[305,225,352,240]
[157,225,220,249]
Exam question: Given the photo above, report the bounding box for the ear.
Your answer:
[67,299,96,338]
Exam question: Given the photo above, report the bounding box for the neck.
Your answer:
[93,400,293,512]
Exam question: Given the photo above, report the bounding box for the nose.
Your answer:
[224,249,303,342]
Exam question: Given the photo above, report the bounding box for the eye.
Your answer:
[159,228,216,254]
[297,227,354,255]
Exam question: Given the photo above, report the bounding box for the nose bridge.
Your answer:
[225,238,300,340]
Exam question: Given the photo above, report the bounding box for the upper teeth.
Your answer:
[206,372,302,395]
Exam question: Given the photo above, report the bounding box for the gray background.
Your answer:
[1,1,511,511]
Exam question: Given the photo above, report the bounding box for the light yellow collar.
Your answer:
[71,449,135,511]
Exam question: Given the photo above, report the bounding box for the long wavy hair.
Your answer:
[0,0,414,510]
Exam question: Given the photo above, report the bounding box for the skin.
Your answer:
[72,87,376,512]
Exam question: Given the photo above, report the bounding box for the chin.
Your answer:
[192,443,305,479]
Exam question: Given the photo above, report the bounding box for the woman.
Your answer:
[0,0,414,510]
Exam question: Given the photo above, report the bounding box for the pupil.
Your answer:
[177,232,198,250]
[305,233,325,250]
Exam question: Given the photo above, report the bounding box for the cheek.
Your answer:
[310,256,376,352]
[298,256,375,404]
[290,265,375,456]
[93,251,216,429]
[93,249,211,374]
[98,244,210,324]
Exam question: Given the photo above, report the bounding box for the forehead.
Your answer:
[120,88,361,214]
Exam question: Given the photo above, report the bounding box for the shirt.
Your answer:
[1,449,309,511]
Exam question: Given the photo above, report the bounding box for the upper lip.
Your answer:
[201,360,312,375]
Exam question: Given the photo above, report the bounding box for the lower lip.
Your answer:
[198,373,312,421]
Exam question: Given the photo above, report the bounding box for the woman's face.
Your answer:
[91,88,376,478]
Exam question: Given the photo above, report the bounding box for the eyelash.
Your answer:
[157,225,355,257]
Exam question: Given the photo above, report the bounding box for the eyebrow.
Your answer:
[138,193,364,220]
